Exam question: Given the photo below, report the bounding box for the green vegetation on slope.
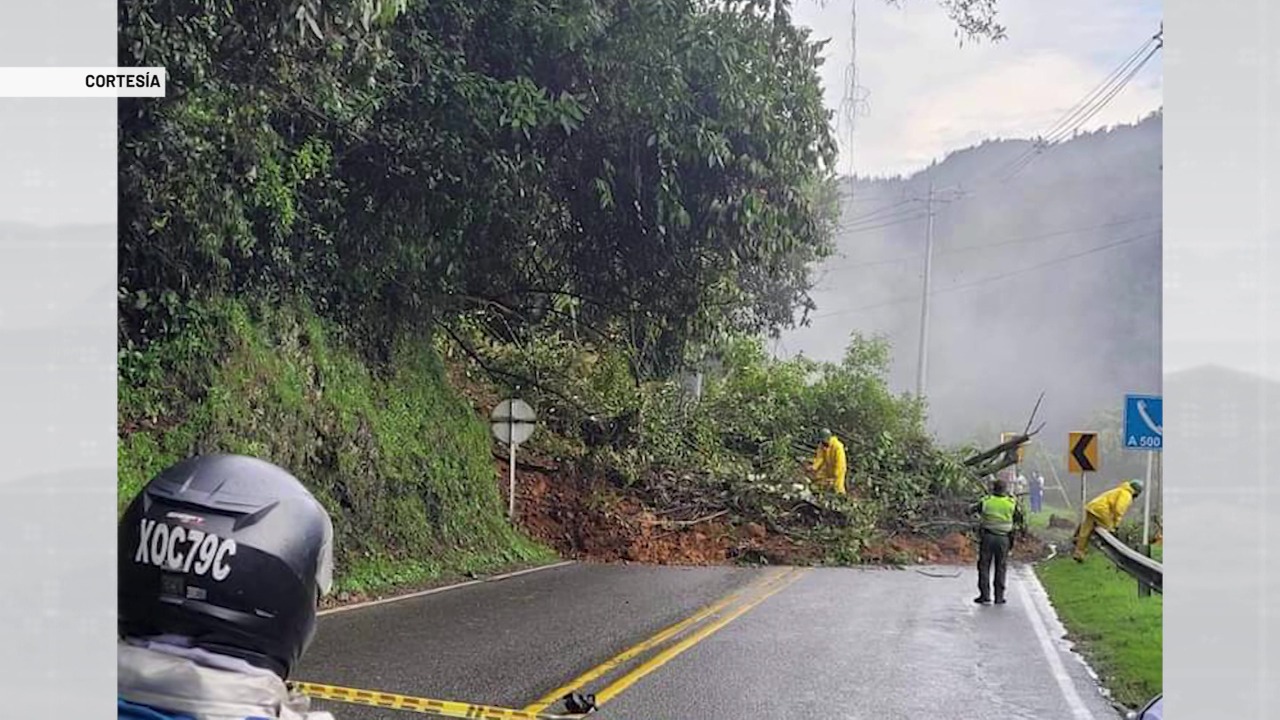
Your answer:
[1036,553,1162,708]
[444,323,983,562]
[118,299,553,596]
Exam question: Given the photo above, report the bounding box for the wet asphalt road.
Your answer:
[297,562,1122,720]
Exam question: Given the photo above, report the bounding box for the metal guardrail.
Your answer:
[1093,527,1163,594]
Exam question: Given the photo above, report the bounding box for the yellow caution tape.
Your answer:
[290,681,585,720]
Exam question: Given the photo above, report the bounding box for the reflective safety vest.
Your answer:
[979,495,1016,534]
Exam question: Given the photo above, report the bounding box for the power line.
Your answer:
[839,197,922,226]
[996,29,1163,182]
[825,27,1163,230]
[817,28,1164,307]
[836,188,968,234]
[998,37,1158,178]
[935,227,1159,292]
[839,206,928,230]
[943,27,1164,193]
[1040,36,1159,144]
[1046,31,1162,146]
[816,214,1159,275]
[842,195,902,204]
[938,214,1160,254]
[817,252,922,274]
[1052,43,1162,143]
[1001,46,1161,182]
[837,212,932,235]
[836,0,871,184]
[811,228,1160,319]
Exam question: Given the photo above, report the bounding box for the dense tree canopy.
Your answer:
[120,0,1002,378]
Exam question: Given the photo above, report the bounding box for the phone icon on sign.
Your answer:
[1137,399,1162,436]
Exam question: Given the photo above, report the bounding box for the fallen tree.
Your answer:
[450,328,1024,565]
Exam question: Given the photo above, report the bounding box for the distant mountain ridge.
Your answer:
[783,111,1162,445]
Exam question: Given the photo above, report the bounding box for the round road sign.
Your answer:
[490,398,537,445]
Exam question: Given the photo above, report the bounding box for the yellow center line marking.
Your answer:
[592,567,806,707]
[521,567,792,713]
[292,681,577,719]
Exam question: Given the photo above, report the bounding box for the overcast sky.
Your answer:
[789,0,1280,384]
[791,0,1164,178]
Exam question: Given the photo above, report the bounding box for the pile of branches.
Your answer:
[617,390,1049,545]
[898,393,1049,537]
[962,392,1047,483]
[899,496,980,536]
[627,465,853,542]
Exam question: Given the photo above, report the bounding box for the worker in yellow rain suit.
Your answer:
[1072,479,1143,561]
[810,428,848,496]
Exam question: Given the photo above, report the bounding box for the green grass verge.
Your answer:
[335,547,557,597]
[119,298,556,593]
[1035,552,1162,708]
[1027,506,1074,530]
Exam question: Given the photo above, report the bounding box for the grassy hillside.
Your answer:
[117,299,553,597]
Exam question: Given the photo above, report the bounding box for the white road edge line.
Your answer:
[318,560,576,617]
[1015,566,1097,720]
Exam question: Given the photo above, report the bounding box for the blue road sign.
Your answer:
[1124,394,1163,451]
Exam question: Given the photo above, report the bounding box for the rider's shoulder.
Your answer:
[118,699,196,720]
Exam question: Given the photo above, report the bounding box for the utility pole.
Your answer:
[915,179,936,399]
[1141,451,1154,545]
[1035,442,1073,511]
[912,178,965,400]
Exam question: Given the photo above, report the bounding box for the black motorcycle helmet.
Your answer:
[118,454,335,678]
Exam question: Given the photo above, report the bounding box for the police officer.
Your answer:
[969,477,1025,605]
[118,455,337,719]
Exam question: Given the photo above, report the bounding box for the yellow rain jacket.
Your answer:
[1084,482,1136,530]
[811,435,848,495]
